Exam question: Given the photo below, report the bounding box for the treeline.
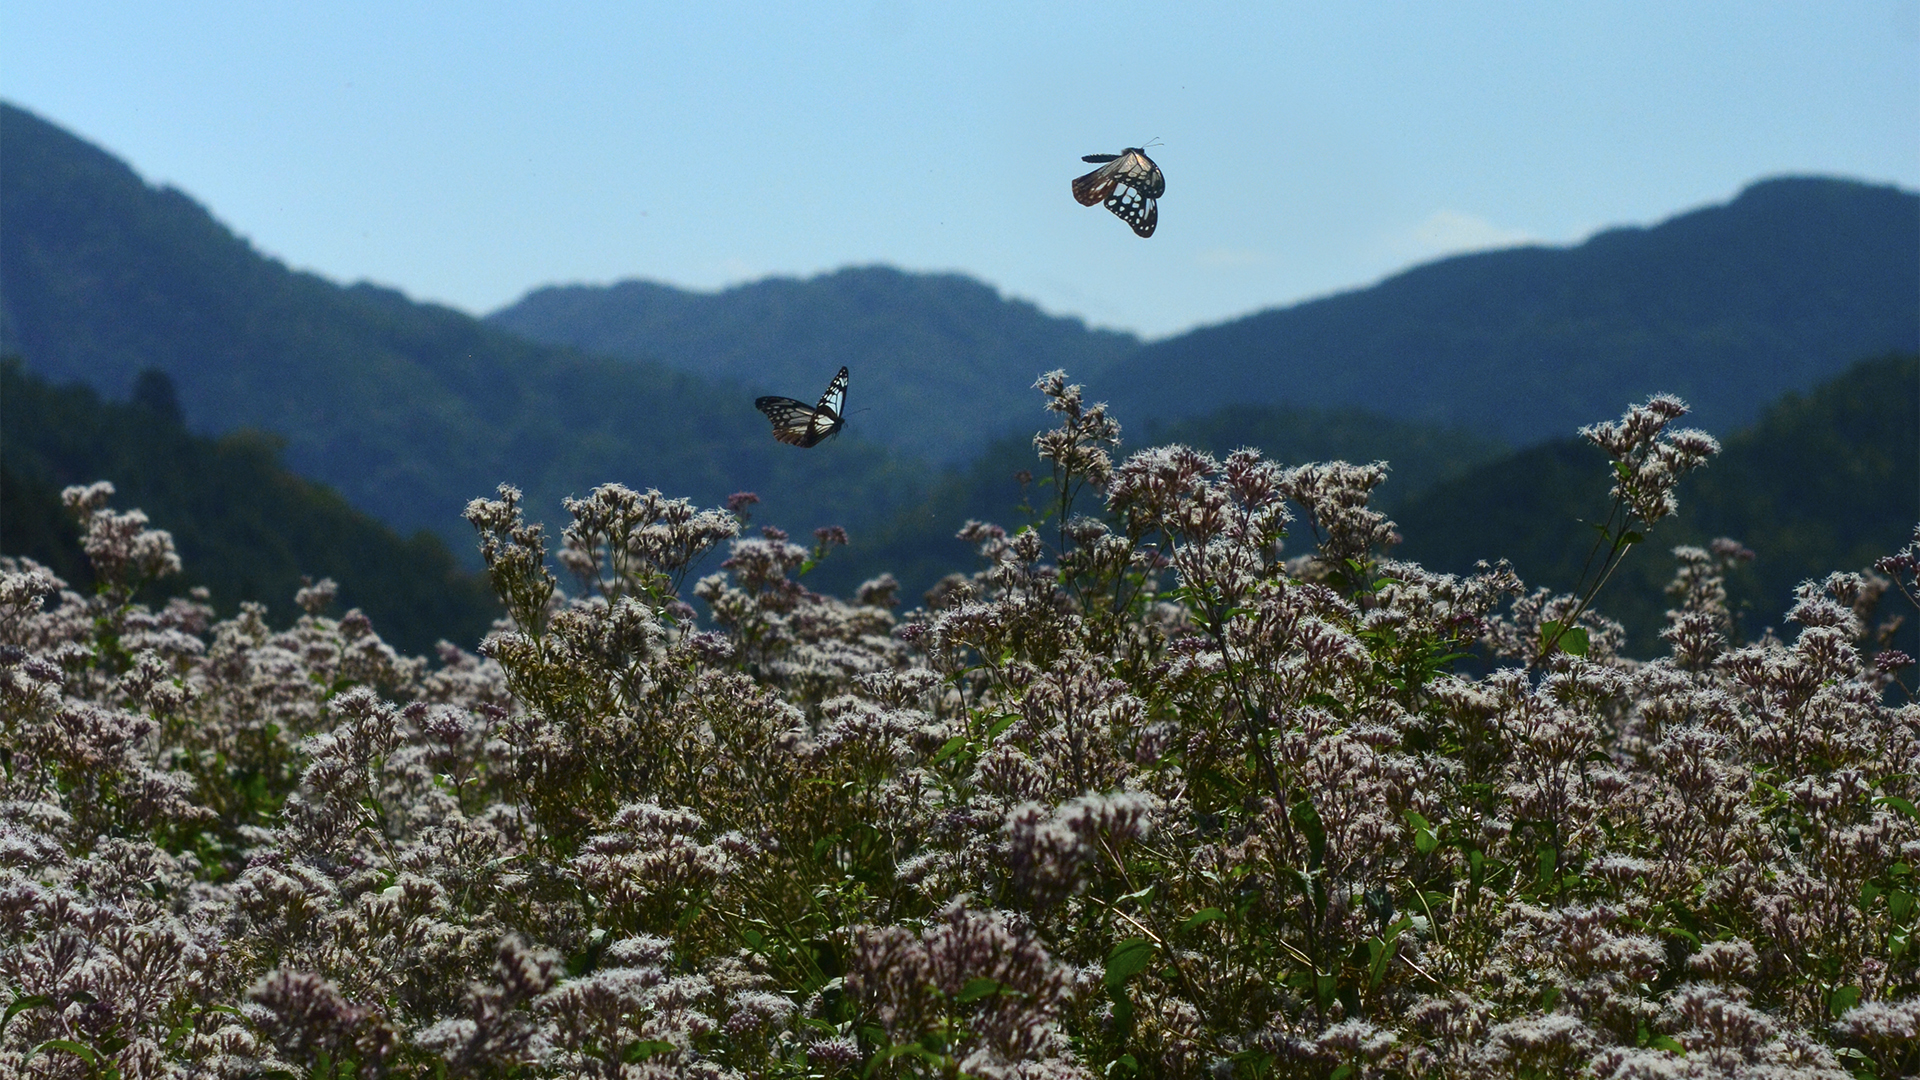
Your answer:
[1394,352,1920,653]
[8,353,1912,659]
[0,358,500,654]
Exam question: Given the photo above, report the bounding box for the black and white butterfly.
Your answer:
[1073,147,1164,238]
[755,366,848,448]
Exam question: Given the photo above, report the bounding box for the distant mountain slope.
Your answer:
[1393,353,1920,653]
[1100,177,1918,445]
[0,101,926,549]
[1,360,499,654]
[487,268,1140,463]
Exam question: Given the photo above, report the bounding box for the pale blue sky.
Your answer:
[6,2,1916,338]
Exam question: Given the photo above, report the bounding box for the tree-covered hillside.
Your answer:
[489,267,1141,464]
[1394,352,1920,654]
[0,101,928,549]
[0,359,500,654]
[1100,177,1919,444]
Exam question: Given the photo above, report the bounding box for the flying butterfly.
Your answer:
[755,366,849,448]
[1073,146,1164,238]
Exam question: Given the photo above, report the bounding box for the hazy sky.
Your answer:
[6,2,1916,338]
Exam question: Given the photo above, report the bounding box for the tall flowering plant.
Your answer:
[0,376,1913,1079]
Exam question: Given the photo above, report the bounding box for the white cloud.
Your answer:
[1389,210,1539,261]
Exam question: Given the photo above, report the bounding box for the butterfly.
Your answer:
[1073,147,1165,238]
[755,366,849,447]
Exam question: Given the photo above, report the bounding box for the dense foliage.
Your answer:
[4,375,1915,1078]
[0,358,500,656]
[1397,353,1920,655]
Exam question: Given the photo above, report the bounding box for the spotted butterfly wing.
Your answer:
[755,366,848,447]
[1072,147,1164,237]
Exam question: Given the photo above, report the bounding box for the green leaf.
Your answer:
[1,995,51,1040]
[1828,985,1862,1017]
[1875,795,1920,823]
[624,1039,675,1062]
[1653,921,1700,946]
[1405,810,1438,855]
[1104,938,1156,993]
[957,977,1007,1004]
[1560,627,1591,656]
[1291,796,1327,870]
[1648,1034,1686,1055]
[1364,936,1396,989]
[31,1039,100,1066]
[930,735,969,766]
[1179,907,1227,933]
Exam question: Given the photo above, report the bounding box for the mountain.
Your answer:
[487,268,1141,464]
[1392,353,1920,654]
[0,101,928,551]
[1098,177,1918,446]
[1,359,500,654]
[9,94,1911,617]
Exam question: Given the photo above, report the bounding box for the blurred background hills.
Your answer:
[3,100,1915,656]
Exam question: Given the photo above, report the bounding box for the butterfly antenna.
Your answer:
[1143,136,1164,150]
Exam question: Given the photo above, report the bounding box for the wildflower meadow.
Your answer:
[3,373,1916,1078]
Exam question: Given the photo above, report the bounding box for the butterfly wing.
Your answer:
[806,366,848,445]
[1109,148,1165,198]
[755,395,825,446]
[755,366,848,448]
[1073,155,1122,206]
[1073,148,1164,231]
[1105,184,1158,238]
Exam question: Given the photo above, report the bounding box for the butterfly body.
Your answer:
[755,366,848,447]
[1073,147,1164,237]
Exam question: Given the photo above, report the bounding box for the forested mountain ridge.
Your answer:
[1098,176,1919,445]
[1392,352,1920,654]
[0,101,927,549]
[489,268,1141,464]
[0,359,501,654]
